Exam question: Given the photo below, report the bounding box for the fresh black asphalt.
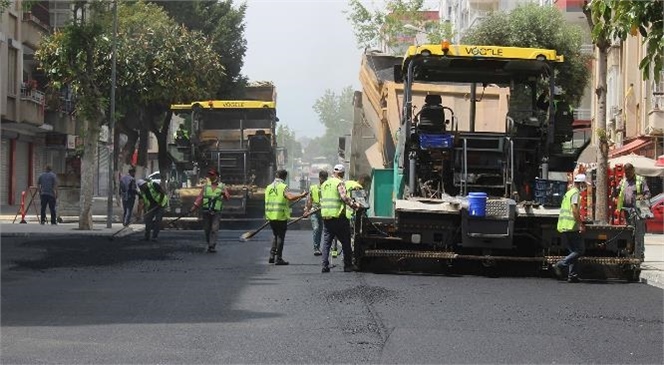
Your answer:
[2,229,662,364]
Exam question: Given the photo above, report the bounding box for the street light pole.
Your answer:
[106,0,118,228]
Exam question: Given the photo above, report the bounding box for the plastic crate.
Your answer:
[419,133,454,149]
[533,179,568,207]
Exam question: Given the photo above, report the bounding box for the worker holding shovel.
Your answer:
[265,169,308,265]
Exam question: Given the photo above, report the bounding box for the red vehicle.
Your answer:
[647,193,664,233]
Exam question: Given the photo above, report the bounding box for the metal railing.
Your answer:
[580,44,594,54]
[20,84,46,105]
[574,108,591,120]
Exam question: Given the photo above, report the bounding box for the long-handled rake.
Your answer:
[240,207,319,242]
[108,205,159,241]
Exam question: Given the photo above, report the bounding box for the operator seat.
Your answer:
[249,130,271,152]
[418,95,445,133]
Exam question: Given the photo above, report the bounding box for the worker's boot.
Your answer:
[274,257,289,266]
[268,250,275,264]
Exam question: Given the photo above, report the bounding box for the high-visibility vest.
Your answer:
[309,184,321,207]
[142,182,168,208]
[344,180,362,219]
[265,180,289,221]
[203,184,224,212]
[617,176,644,211]
[321,177,344,219]
[557,187,579,233]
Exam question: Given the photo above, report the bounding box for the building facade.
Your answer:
[1,0,77,208]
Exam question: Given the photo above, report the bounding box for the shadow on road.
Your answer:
[1,232,283,327]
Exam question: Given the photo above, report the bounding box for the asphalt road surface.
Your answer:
[2,229,663,364]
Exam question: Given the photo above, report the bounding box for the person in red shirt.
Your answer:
[190,168,230,253]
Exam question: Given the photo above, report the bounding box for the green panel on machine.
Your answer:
[370,169,394,218]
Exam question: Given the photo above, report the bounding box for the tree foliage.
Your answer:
[36,0,227,227]
[150,0,248,98]
[276,124,303,164]
[588,0,664,79]
[310,86,355,161]
[346,0,453,53]
[463,3,591,105]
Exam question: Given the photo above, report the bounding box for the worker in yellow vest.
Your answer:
[190,168,230,253]
[614,163,650,260]
[329,174,372,259]
[304,170,328,256]
[552,173,588,283]
[320,164,360,273]
[137,178,169,242]
[265,169,308,265]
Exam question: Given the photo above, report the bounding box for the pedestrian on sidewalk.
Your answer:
[265,169,308,266]
[304,170,327,256]
[190,168,230,253]
[119,167,138,227]
[137,179,168,242]
[37,165,58,225]
[553,173,588,283]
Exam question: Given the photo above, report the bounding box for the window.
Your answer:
[653,70,664,109]
[7,48,17,96]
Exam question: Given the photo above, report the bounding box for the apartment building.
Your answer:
[1,0,75,207]
[601,33,664,160]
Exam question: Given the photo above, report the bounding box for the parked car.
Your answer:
[646,193,664,234]
[147,171,161,186]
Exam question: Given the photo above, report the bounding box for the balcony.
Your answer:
[21,11,49,48]
[20,83,45,126]
[647,106,664,136]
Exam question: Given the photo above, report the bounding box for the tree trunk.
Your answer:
[155,111,172,190]
[79,118,99,230]
[595,45,609,224]
[138,125,149,169]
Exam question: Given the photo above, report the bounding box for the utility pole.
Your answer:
[106,0,118,228]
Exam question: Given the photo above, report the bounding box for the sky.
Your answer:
[243,0,363,138]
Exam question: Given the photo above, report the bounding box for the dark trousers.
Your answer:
[269,220,288,259]
[144,206,164,239]
[203,211,221,248]
[557,231,585,278]
[322,216,352,268]
[122,198,135,226]
[626,210,646,260]
[40,194,56,224]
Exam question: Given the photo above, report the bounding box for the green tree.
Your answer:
[36,1,110,229]
[346,0,453,53]
[588,0,664,79]
[312,86,355,161]
[150,0,248,98]
[0,0,10,15]
[37,0,225,228]
[276,124,303,170]
[463,3,591,106]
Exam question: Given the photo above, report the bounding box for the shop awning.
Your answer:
[609,137,653,158]
[609,154,664,177]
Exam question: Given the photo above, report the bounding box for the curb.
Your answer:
[640,269,664,290]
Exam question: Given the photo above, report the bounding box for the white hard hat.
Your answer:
[573,174,587,183]
[137,179,147,187]
[333,164,345,173]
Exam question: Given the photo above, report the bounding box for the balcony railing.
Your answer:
[20,83,46,106]
[580,44,594,55]
[574,108,591,120]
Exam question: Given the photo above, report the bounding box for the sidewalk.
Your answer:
[1,221,663,289]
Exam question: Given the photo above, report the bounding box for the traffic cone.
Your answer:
[19,191,27,224]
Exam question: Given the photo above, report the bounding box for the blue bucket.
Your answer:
[468,192,487,217]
